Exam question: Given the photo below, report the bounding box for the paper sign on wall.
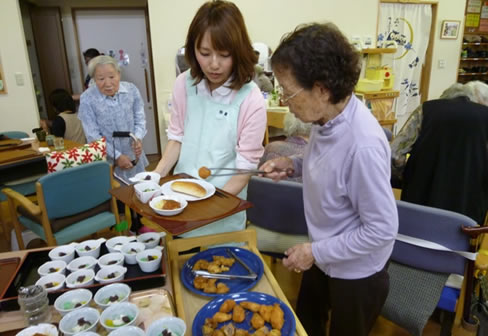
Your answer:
[479,18,488,32]
[466,13,481,27]
[482,5,488,19]
[468,0,482,13]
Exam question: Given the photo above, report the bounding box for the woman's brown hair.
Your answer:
[184,0,257,90]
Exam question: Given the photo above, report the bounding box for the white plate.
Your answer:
[160,179,215,201]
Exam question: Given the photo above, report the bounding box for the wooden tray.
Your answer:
[0,243,167,312]
[0,258,21,300]
[110,174,253,235]
[167,229,308,336]
[0,140,31,152]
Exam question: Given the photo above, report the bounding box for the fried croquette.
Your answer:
[219,299,236,313]
[235,329,250,336]
[202,324,214,336]
[212,312,232,323]
[250,312,265,329]
[213,255,235,266]
[268,329,281,336]
[252,326,269,336]
[258,304,273,322]
[240,301,261,312]
[216,282,230,294]
[194,276,207,289]
[270,303,285,330]
[193,259,210,270]
[212,330,225,336]
[232,304,246,323]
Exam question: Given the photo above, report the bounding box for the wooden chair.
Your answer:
[3,161,120,248]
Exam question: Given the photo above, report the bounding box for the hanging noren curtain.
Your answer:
[378,3,432,131]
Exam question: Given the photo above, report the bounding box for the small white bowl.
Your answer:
[67,256,97,272]
[146,317,186,336]
[95,265,128,284]
[15,323,58,336]
[149,195,187,216]
[132,171,161,184]
[137,232,166,249]
[121,242,146,265]
[54,288,93,316]
[76,332,100,336]
[66,269,95,289]
[38,260,67,277]
[98,252,125,268]
[35,273,65,292]
[136,248,162,273]
[49,245,75,263]
[108,326,145,336]
[94,283,131,309]
[59,307,100,335]
[100,302,139,331]
[134,181,161,203]
[74,238,106,258]
[106,236,136,253]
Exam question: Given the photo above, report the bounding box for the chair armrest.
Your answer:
[2,188,41,216]
[112,180,121,189]
[462,225,488,238]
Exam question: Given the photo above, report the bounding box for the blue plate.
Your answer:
[181,247,264,297]
[192,291,296,336]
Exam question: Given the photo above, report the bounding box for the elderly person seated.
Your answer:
[79,55,148,183]
[40,89,86,144]
[391,80,488,225]
[259,113,311,182]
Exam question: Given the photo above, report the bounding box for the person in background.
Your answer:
[260,23,398,335]
[154,0,267,238]
[79,55,148,183]
[73,48,101,101]
[259,113,311,182]
[40,89,86,144]
[391,81,488,225]
[253,50,274,93]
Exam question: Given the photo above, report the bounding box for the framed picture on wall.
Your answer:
[0,55,6,94]
[440,20,461,39]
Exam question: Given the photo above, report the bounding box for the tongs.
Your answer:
[206,167,294,177]
[192,270,257,280]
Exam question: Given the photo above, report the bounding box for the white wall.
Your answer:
[427,0,466,100]
[0,0,39,135]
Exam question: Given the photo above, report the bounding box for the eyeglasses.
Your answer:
[278,86,304,105]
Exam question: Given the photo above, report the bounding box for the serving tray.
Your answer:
[0,243,167,312]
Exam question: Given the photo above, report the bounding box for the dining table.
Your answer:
[0,229,308,336]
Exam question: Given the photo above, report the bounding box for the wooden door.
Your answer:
[30,7,72,120]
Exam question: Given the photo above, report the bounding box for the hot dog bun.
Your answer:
[171,181,206,198]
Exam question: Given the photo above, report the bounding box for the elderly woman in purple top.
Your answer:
[260,23,398,336]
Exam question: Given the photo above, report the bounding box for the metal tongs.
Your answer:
[191,248,258,281]
[207,167,294,177]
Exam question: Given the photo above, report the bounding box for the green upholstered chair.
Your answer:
[3,161,119,248]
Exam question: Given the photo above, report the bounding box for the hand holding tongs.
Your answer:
[205,167,294,177]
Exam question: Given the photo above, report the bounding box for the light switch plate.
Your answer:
[15,72,24,86]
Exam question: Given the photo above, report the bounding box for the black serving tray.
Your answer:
[0,243,166,312]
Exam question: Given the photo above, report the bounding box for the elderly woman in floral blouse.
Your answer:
[79,55,148,182]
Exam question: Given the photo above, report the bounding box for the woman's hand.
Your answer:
[282,243,315,273]
[40,119,50,132]
[116,154,134,170]
[132,139,143,159]
[259,156,294,182]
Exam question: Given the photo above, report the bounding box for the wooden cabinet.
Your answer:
[458,35,488,83]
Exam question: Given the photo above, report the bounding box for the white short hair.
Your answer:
[88,55,120,78]
[465,81,488,106]
[439,83,475,101]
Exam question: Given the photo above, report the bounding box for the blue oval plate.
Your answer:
[192,291,296,336]
[181,247,264,297]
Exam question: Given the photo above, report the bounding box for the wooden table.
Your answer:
[265,106,289,145]
[0,139,82,171]
[168,229,307,336]
[110,174,253,236]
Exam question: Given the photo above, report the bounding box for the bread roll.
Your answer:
[171,181,206,198]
